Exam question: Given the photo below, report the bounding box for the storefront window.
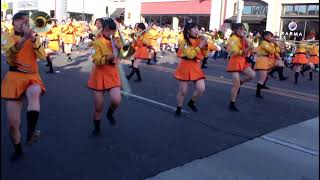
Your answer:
[284,5,294,15]
[161,16,172,27]
[307,5,317,15]
[177,16,185,28]
[198,16,209,31]
[150,16,160,25]
[305,21,319,40]
[243,6,252,15]
[297,5,307,15]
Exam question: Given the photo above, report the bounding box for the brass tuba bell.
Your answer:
[30,11,52,33]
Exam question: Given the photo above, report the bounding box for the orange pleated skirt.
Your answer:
[226,56,250,72]
[48,40,60,51]
[255,56,272,70]
[309,55,319,64]
[1,72,46,100]
[133,46,151,60]
[174,59,205,81]
[63,34,75,44]
[292,54,308,64]
[87,65,121,91]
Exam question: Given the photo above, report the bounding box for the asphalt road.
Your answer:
[1,48,319,180]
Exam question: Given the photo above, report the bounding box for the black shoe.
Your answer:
[134,78,142,82]
[107,108,116,126]
[228,102,239,112]
[201,65,208,69]
[10,152,23,162]
[262,85,270,89]
[175,110,181,117]
[279,76,288,81]
[91,129,101,135]
[300,71,305,77]
[26,130,41,145]
[256,94,264,99]
[46,70,54,74]
[66,57,72,62]
[187,100,198,112]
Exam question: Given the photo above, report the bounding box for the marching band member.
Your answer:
[173,22,208,117]
[254,31,277,98]
[147,23,160,64]
[267,35,288,81]
[44,19,60,73]
[301,42,319,81]
[160,26,170,56]
[126,23,152,82]
[291,37,308,84]
[62,18,76,62]
[1,12,47,161]
[226,23,255,111]
[87,18,123,134]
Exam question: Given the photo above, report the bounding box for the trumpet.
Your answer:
[29,11,52,33]
[131,26,152,39]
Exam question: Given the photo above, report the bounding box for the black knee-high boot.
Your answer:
[46,56,54,73]
[126,67,136,80]
[26,111,40,144]
[106,106,116,126]
[262,77,270,89]
[153,52,158,62]
[92,119,101,135]
[135,68,142,82]
[309,71,313,81]
[277,66,288,81]
[268,67,277,78]
[294,72,299,84]
[256,83,264,98]
[131,59,134,68]
[300,65,310,76]
[201,57,208,69]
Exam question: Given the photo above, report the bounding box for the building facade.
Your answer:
[4,0,109,22]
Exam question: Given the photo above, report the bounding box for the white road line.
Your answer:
[121,91,190,113]
[261,135,319,156]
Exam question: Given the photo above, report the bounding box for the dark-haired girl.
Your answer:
[226,23,255,111]
[173,22,208,116]
[126,22,152,82]
[88,18,122,134]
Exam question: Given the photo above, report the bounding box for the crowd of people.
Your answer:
[1,12,319,161]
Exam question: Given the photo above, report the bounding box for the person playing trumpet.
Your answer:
[44,19,60,73]
[87,18,123,134]
[226,23,255,111]
[173,22,208,117]
[126,23,152,82]
[291,36,308,84]
[1,11,47,161]
[300,40,319,81]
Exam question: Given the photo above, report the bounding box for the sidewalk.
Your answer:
[147,117,319,180]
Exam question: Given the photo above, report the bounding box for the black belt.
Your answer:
[9,66,28,73]
[66,33,73,35]
[181,56,197,61]
[296,52,306,54]
[50,39,59,41]
[310,55,318,57]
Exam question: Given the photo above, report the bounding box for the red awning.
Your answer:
[141,0,211,15]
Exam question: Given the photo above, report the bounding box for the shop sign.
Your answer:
[281,21,303,37]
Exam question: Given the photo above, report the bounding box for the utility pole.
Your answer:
[236,0,244,23]
[82,0,84,21]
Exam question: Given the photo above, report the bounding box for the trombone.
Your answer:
[30,11,52,33]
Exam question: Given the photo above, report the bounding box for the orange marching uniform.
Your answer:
[226,34,250,72]
[291,42,308,64]
[87,36,121,91]
[254,40,276,70]
[133,32,151,60]
[62,23,76,44]
[1,34,47,100]
[174,37,207,81]
[308,44,319,65]
[148,27,160,52]
[46,25,61,51]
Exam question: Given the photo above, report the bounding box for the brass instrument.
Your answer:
[30,11,52,33]
[131,26,152,39]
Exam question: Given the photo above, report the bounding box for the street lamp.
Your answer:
[82,0,84,21]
